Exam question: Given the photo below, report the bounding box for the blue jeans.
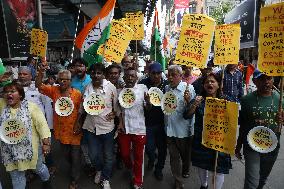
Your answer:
[244,147,279,189]
[86,130,114,181]
[9,146,50,189]
[145,124,167,171]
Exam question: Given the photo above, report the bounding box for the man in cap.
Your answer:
[139,62,168,180]
[235,69,284,189]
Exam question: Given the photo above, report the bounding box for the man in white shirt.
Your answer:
[81,63,119,189]
[117,67,151,189]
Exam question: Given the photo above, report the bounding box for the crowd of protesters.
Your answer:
[0,55,283,189]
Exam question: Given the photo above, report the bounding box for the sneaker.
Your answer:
[101,180,111,189]
[133,185,143,189]
[94,171,101,184]
[154,169,163,181]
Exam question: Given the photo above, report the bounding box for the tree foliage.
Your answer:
[210,1,234,25]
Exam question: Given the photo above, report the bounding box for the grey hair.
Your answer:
[168,65,183,75]
[58,70,71,79]
[18,66,32,74]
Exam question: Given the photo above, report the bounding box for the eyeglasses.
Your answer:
[58,78,71,82]
[4,90,18,95]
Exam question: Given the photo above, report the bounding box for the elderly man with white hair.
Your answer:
[36,68,83,189]
[165,65,196,189]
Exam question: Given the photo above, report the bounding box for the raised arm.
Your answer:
[35,64,49,89]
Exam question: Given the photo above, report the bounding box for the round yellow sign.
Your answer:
[55,97,74,116]
[119,88,136,108]
[161,91,177,115]
[0,118,26,144]
[83,93,106,115]
[247,126,278,153]
[148,87,163,106]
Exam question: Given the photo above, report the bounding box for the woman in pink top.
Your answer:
[182,65,197,84]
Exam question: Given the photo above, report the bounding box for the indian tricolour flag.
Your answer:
[75,0,116,66]
[150,8,166,71]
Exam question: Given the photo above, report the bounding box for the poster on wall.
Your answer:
[174,0,190,30]
[224,0,258,49]
[1,0,38,58]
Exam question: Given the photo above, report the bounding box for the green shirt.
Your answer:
[239,91,281,148]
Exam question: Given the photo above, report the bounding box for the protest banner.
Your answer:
[125,11,144,40]
[119,88,136,108]
[30,28,48,57]
[161,91,177,115]
[148,87,163,106]
[214,24,241,65]
[97,21,134,63]
[202,97,239,155]
[247,126,278,153]
[175,14,215,68]
[0,118,26,144]
[55,97,74,117]
[258,2,284,76]
[83,93,106,115]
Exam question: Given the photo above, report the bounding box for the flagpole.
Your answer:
[135,3,138,65]
[70,0,83,61]
[155,10,157,61]
[36,0,43,29]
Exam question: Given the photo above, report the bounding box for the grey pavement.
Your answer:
[1,131,284,189]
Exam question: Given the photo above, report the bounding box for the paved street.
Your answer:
[1,132,284,189]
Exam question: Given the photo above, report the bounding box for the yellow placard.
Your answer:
[202,97,238,155]
[214,24,241,65]
[258,2,284,76]
[175,14,215,68]
[125,11,144,40]
[30,28,48,57]
[98,21,134,63]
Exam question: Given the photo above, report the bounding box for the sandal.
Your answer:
[69,181,79,189]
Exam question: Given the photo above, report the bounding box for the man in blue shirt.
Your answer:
[27,56,37,80]
[222,64,243,102]
[70,58,93,175]
[165,65,196,189]
[71,58,92,93]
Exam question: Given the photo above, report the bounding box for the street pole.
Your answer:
[70,0,83,61]
[36,0,43,29]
